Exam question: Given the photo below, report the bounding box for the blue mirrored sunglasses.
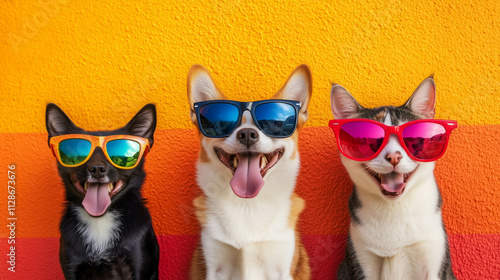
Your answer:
[193,99,301,138]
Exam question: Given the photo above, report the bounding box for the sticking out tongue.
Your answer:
[82,183,112,216]
[230,154,265,198]
[380,172,406,196]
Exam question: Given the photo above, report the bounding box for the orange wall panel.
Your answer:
[1,126,498,238]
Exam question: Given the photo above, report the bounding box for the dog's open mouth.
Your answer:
[214,147,284,198]
[71,174,125,217]
[362,164,417,197]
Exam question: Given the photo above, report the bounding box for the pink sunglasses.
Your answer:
[328,119,457,162]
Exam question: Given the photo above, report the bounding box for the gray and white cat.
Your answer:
[331,77,456,280]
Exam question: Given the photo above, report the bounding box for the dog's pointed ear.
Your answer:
[187,65,225,124]
[125,104,157,147]
[273,65,312,127]
[404,75,436,119]
[46,103,78,145]
[330,84,362,119]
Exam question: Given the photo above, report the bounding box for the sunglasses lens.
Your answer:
[254,102,297,137]
[59,139,92,166]
[106,140,141,167]
[403,122,447,160]
[339,122,385,160]
[199,103,240,137]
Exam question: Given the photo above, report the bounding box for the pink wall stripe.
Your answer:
[1,234,498,279]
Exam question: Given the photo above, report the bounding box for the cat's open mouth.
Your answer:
[362,164,417,197]
[214,147,284,198]
[71,173,125,216]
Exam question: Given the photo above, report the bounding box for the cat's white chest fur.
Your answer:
[353,177,442,257]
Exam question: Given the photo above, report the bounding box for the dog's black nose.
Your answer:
[237,128,259,147]
[88,162,107,178]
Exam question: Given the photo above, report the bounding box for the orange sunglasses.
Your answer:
[49,134,150,169]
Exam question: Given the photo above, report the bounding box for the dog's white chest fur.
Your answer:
[201,196,297,279]
[206,195,295,247]
[197,162,300,279]
[74,206,121,258]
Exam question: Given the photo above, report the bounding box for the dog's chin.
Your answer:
[70,173,126,217]
[214,147,284,178]
[361,164,417,198]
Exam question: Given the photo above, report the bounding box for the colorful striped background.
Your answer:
[1,0,499,279]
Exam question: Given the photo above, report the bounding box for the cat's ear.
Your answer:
[404,76,436,119]
[46,103,78,139]
[125,104,157,147]
[330,84,362,119]
[187,65,225,124]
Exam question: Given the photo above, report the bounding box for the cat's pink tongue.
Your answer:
[82,183,111,216]
[380,172,405,195]
[230,154,265,198]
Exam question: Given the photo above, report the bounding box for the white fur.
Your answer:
[74,206,121,261]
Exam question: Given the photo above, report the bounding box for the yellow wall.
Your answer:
[1,0,499,133]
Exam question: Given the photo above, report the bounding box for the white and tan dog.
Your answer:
[188,65,312,280]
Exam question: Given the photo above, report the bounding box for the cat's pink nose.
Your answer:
[385,152,402,166]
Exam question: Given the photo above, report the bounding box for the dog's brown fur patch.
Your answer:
[193,195,207,226]
[288,194,311,278]
[190,196,208,280]
[198,146,210,163]
[288,194,305,228]
[289,194,311,279]
[289,132,299,160]
[291,231,311,279]
[190,244,206,280]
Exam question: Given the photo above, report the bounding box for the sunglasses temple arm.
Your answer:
[50,145,57,158]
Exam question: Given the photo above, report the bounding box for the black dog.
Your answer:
[46,103,159,280]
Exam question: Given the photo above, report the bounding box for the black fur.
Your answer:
[437,188,444,212]
[356,105,420,124]
[46,103,159,280]
[337,236,365,280]
[348,186,362,225]
[439,226,455,280]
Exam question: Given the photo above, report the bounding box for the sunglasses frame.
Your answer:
[49,134,150,169]
[328,119,458,162]
[193,99,302,138]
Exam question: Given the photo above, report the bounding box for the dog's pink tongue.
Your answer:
[380,172,405,195]
[230,154,265,198]
[82,183,111,217]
